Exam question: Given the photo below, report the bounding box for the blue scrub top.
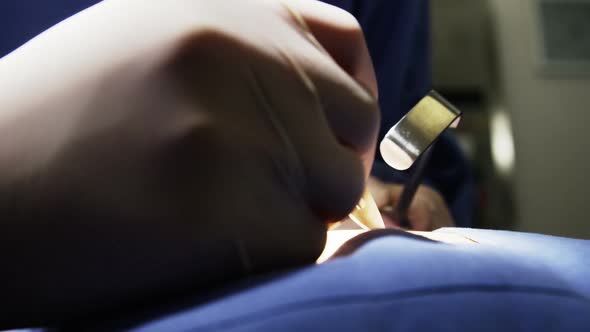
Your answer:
[0,0,474,226]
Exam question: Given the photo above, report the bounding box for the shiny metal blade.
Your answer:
[348,188,385,230]
[380,90,461,170]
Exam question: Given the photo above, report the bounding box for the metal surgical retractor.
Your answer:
[380,90,462,227]
[380,90,461,171]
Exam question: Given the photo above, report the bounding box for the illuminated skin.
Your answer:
[0,0,379,327]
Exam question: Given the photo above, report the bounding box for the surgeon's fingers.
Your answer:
[280,0,380,175]
[405,186,455,231]
[247,45,366,223]
[283,0,378,97]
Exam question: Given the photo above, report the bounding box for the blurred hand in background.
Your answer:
[367,177,455,231]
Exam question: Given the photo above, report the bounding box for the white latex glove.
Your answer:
[0,0,379,326]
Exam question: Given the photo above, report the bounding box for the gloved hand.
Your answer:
[367,177,455,231]
[0,0,379,326]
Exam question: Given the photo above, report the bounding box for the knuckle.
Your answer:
[327,93,380,155]
[340,164,366,219]
[355,101,381,155]
[158,28,243,79]
[330,5,363,34]
[362,96,381,138]
[314,148,365,222]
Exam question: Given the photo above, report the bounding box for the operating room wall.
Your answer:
[489,0,590,238]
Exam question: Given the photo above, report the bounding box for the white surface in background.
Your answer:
[491,109,516,177]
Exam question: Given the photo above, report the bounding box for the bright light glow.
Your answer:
[317,230,365,263]
[317,229,478,264]
[491,109,516,176]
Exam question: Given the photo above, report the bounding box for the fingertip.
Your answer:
[286,0,361,32]
[285,0,378,98]
[307,146,366,223]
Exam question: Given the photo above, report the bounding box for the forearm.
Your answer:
[0,56,237,329]
[0,152,221,328]
[0,139,248,328]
